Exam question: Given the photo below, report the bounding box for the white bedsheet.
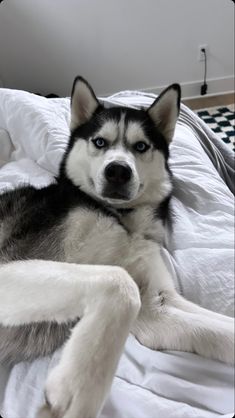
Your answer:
[0,88,234,418]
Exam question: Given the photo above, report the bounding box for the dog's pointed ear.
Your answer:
[70,76,100,130]
[147,84,181,144]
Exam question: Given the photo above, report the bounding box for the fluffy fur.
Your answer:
[0,76,234,418]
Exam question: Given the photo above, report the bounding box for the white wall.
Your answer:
[0,0,234,98]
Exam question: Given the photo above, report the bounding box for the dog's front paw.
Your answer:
[37,364,96,418]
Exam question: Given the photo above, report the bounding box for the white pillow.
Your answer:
[0,89,70,175]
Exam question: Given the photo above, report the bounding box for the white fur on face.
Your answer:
[65,117,172,207]
[66,141,92,191]
[94,146,140,202]
[125,121,150,145]
[96,120,119,144]
[133,149,172,207]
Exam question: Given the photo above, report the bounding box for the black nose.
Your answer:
[105,162,132,185]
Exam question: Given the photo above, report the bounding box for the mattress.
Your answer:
[0,88,234,418]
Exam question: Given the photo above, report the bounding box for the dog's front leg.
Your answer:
[125,241,234,364]
[0,260,141,418]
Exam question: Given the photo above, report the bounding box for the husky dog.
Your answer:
[0,77,234,418]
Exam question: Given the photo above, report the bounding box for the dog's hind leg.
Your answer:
[169,293,234,323]
[134,296,234,364]
[0,260,141,418]
[126,243,234,364]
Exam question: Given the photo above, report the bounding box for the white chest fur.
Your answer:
[62,205,165,290]
[62,207,130,266]
[119,206,165,242]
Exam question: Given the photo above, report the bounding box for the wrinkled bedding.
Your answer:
[0,88,234,418]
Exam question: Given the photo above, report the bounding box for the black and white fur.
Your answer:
[0,77,233,418]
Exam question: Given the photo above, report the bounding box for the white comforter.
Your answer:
[0,89,234,418]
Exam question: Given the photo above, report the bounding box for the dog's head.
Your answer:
[62,76,180,208]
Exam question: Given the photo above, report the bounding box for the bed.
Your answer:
[0,88,234,418]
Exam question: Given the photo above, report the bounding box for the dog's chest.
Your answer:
[62,207,129,265]
[62,205,164,265]
[119,206,164,242]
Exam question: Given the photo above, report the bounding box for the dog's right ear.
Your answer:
[70,76,100,130]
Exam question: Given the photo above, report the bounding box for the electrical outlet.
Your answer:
[198,44,208,61]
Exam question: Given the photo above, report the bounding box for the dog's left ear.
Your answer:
[147,84,181,144]
[70,76,100,130]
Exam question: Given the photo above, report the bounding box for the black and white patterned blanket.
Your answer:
[197,105,234,152]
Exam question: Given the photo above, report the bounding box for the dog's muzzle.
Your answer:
[103,161,132,200]
[104,162,132,186]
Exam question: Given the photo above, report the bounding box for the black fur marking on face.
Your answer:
[106,106,170,158]
[59,104,170,182]
[58,103,172,224]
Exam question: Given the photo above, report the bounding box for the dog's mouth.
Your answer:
[102,183,145,205]
[89,177,144,205]
[102,191,130,201]
[88,178,131,202]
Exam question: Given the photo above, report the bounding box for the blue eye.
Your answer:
[92,137,107,149]
[134,142,149,153]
